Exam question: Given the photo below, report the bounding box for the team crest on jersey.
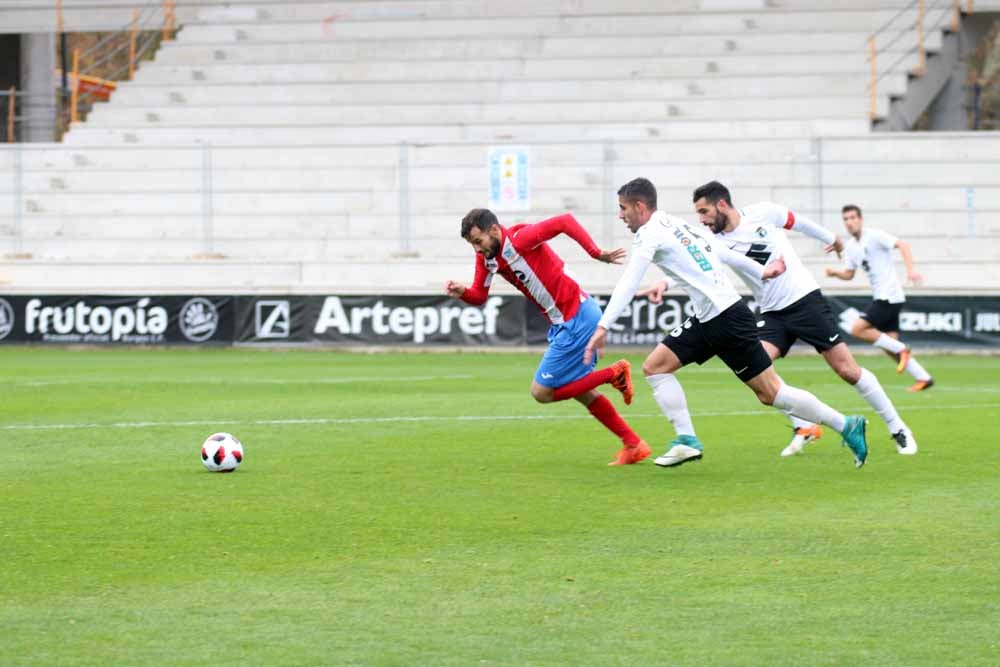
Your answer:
[680,238,690,246]
[756,227,768,238]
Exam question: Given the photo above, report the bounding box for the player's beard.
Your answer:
[483,235,501,259]
[710,210,728,234]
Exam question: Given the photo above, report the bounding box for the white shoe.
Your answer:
[891,428,918,455]
[654,444,703,468]
[780,425,823,457]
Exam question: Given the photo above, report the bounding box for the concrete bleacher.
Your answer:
[0,0,997,294]
[0,0,200,34]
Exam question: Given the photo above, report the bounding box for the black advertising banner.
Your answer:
[596,293,1000,348]
[0,295,234,345]
[1,293,999,347]
[233,294,528,345]
[822,295,1000,347]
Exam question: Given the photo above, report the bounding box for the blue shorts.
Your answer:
[534,296,601,388]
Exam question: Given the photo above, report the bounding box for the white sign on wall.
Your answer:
[487,146,530,211]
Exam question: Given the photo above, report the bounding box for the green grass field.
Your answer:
[2,347,999,666]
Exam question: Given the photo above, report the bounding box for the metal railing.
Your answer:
[0,89,60,144]
[866,0,974,120]
[2,137,993,263]
[56,0,177,135]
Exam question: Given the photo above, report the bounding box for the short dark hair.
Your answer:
[841,204,863,218]
[692,181,733,206]
[617,177,657,210]
[461,208,499,239]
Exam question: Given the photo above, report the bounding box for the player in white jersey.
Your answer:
[584,178,870,469]
[826,204,934,392]
[683,181,917,458]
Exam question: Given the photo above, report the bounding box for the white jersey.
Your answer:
[843,228,905,304]
[599,211,744,327]
[715,202,831,313]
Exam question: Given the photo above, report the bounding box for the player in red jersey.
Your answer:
[446,208,651,465]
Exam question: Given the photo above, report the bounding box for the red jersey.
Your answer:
[460,213,601,324]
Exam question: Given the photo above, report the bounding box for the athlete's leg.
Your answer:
[570,388,649,465]
[643,343,695,439]
[745,366,868,467]
[644,341,704,467]
[820,341,862,384]
[882,331,934,386]
[531,359,633,404]
[851,316,887,345]
[821,342,907,434]
[759,338,825,456]
[744,366,844,430]
[530,300,648,464]
[531,298,636,405]
[854,318,907,367]
[531,376,648,464]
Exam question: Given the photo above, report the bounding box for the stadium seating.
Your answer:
[0,0,997,293]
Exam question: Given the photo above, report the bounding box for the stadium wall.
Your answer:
[1,131,998,294]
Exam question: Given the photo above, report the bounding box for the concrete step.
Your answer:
[17,131,998,171]
[109,74,906,107]
[1,257,995,293]
[33,158,998,197]
[183,0,926,25]
[3,210,997,243]
[132,52,918,84]
[81,97,881,128]
[154,30,934,64]
[61,118,873,146]
[0,1,200,34]
[821,133,1000,162]
[173,11,917,44]
[6,182,996,219]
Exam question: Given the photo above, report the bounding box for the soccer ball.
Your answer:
[201,432,244,472]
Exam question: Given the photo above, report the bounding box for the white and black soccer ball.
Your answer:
[201,432,244,472]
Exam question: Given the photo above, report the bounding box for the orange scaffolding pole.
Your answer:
[71,48,80,123]
[128,8,139,79]
[163,0,176,41]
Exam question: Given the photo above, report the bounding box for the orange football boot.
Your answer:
[610,359,634,405]
[608,439,651,466]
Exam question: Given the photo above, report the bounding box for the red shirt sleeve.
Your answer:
[512,213,601,258]
[459,254,490,306]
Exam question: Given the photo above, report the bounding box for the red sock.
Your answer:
[587,395,640,445]
[551,367,614,402]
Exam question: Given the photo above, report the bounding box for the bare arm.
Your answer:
[636,279,669,304]
[716,243,784,280]
[895,239,923,285]
[825,267,856,281]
